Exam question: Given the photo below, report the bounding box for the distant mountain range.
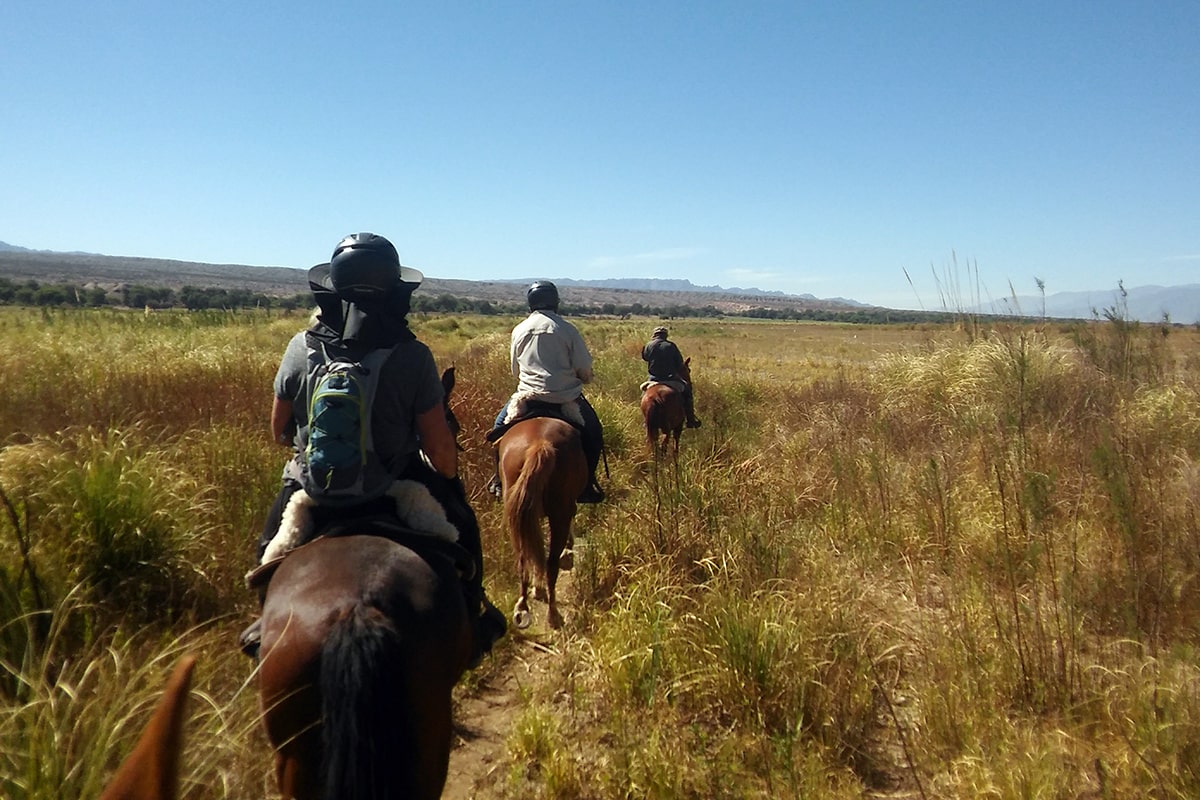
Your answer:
[974,285,1200,325]
[2,241,1195,322]
[0,241,863,314]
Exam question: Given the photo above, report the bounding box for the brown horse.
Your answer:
[496,416,588,629]
[257,533,472,800]
[641,357,691,457]
[254,367,474,800]
[100,655,196,800]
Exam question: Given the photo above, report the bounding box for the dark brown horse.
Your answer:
[257,533,472,800]
[254,367,473,800]
[641,357,691,457]
[496,416,588,629]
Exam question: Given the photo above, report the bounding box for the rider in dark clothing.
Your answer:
[240,233,506,666]
[642,326,701,428]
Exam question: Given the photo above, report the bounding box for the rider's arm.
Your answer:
[417,405,458,478]
[270,396,294,446]
[571,326,594,384]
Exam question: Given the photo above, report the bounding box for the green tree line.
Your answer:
[0,276,968,324]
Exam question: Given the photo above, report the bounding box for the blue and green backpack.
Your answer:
[299,342,394,502]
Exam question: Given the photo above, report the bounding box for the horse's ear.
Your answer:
[684,357,690,365]
[99,654,196,800]
[441,367,456,397]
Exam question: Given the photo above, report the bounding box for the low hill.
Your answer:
[0,247,868,315]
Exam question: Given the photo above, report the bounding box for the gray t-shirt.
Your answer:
[275,331,444,482]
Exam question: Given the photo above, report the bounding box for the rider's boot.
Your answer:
[465,579,507,669]
[578,480,604,504]
[461,530,506,667]
[486,448,502,500]
[238,618,262,660]
[578,447,605,504]
[238,580,269,660]
[684,386,703,428]
[441,474,507,666]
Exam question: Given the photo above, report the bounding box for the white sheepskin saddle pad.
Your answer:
[260,480,458,564]
[503,392,585,428]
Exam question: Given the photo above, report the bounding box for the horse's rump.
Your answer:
[498,417,587,629]
[488,397,585,443]
[641,383,685,448]
[259,535,470,799]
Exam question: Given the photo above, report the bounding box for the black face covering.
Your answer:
[307,269,417,353]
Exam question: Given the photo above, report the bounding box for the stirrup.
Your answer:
[239,618,262,660]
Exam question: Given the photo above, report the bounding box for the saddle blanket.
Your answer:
[260,480,458,564]
[503,392,585,428]
[641,378,687,393]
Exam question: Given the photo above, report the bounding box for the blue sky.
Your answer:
[2,2,1197,310]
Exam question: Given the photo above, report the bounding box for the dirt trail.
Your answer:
[442,572,571,798]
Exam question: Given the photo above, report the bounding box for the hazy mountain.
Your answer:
[0,241,869,311]
[0,240,100,256]
[517,277,875,307]
[976,284,1200,325]
[5,241,1191,321]
[528,276,788,297]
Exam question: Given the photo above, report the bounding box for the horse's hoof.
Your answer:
[513,609,532,629]
[558,549,574,571]
[548,609,564,629]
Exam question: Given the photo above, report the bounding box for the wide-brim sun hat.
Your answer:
[307,261,424,293]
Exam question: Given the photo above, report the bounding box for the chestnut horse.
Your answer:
[496,416,588,629]
[641,357,691,457]
[254,367,474,800]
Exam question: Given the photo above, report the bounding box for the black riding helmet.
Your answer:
[328,233,422,301]
[527,280,559,312]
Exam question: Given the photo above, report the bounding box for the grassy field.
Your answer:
[1,306,1199,798]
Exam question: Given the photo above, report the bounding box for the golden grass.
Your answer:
[2,306,1200,798]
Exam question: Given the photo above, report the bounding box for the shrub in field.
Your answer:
[0,427,220,627]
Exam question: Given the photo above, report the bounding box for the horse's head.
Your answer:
[680,357,692,382]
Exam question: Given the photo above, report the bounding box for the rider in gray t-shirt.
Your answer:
[241,232,505,667]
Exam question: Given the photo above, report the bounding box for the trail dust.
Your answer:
[442,556,578,799]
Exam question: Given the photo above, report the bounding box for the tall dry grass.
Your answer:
[2,305,1199,798]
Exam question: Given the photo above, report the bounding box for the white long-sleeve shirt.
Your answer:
[510,310,594,403]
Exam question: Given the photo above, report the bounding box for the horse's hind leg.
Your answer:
[513,554,533,629]
[544,510,573,629]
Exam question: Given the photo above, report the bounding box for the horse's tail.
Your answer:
[643,387,670,443]
[506,439,555,585]
[643,393,659,446]
[321,603,412,800]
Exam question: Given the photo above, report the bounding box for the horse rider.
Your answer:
[486,280,605,503]
[642,325,702,429]
[239,232,506,665]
